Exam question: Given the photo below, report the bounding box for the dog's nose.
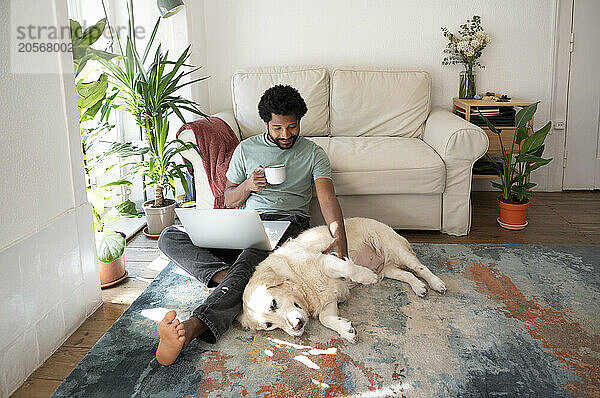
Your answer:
[293,318,304,331]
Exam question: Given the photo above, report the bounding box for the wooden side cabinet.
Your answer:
[452,97,535,178]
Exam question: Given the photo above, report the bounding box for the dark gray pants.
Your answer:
[157,213,309,343]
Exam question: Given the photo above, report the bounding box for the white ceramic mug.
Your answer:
[264,164,286,185]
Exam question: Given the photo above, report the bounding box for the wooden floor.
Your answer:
[11,191,599,397]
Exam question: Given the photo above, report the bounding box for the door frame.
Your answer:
[548,0,573,191]
[559,0,600,189]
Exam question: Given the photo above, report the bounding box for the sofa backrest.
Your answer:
[230,66,431,139]
[330,68,431,138]
[231,66,330,139]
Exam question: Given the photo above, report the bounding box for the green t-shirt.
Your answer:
[225,133,332,218]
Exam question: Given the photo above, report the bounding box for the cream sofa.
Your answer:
[179,66,488,236]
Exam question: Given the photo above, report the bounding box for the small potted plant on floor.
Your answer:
[477,102,552,229]
[98,17,206,235]
[92,197,139,287]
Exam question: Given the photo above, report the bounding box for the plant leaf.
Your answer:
[515,126,528,145]
[125,38,136,84]
[96,230,125,263]
[76,74,108,110]
[174,165,191,200]
[475,110,501,136]
[168,103,186,125]
[99,179,133,188]
[521,121,552,154]
[115,199,139,217]
[142,18,161,63]
[74,18,106,47]
[79,95,105,122]
[100,89,119,122]
[87,187,109,215]
[73,53,94,78]
[132,41,149,83]
[526,157,553,173]
[515,102,538,128]
[87,47,121,61]
[515,153,546,164]
[69,19,82,43]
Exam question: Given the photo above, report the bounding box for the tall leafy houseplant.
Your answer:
[98,17,206,234]
[71,18,140,274]
[477,103,552,228]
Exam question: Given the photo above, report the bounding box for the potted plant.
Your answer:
[442,15,491,99]
[477,103,552,229]
[98,17,206,235]
[71,18,142,286]
[92,196,139,287]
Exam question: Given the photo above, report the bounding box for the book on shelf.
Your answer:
[455,106,516,127]
[455,106,500,116]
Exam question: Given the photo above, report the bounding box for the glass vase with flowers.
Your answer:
[442,16,490,99]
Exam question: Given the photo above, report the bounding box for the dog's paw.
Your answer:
[428,276,447,294]
[351,267,379,285]
[341,328,357,344]
[412,281,428,298]
[334,317,357,343]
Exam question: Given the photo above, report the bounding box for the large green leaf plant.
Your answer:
[71,18,142,263]
[97,16,206,207]
[477,102,552,204]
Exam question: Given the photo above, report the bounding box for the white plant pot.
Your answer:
[143,199,176,235]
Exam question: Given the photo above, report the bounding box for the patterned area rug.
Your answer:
[52,244,600,398]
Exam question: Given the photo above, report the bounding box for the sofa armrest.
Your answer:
[423,107,488,162]
[177,111,241,209]
[422,107,489,236]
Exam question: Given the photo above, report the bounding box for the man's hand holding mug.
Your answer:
[247,166,268,191]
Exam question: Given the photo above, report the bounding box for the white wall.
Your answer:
[189,0,561,190]
[0,0,101,396]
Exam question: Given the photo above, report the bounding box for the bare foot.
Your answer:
[156,311,208,366]
[156,310,185,365]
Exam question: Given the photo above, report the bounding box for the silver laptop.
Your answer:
[174,208,291,251]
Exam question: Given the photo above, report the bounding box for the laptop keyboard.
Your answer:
[261,221,291,249]
[264,227,278,240]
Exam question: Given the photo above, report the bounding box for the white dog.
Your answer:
[238,217,446,342]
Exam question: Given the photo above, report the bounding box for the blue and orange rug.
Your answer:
[52,244,600,397]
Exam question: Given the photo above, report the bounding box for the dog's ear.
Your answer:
[257,256,292,289]
[266,275,288,289]
[262,269,289,289]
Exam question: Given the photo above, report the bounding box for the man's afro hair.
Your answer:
[258,85,308,123]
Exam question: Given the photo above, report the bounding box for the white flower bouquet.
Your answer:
[441,15,490,98]
[441,15,490,69]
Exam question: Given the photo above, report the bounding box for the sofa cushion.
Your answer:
[330,68,431,138]
[326,137,445,195]
[232,66,330,139]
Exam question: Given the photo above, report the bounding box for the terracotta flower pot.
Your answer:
[98,231,128,288]
[497,197,530,230]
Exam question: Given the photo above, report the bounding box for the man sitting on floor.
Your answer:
[155,84,349,365]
